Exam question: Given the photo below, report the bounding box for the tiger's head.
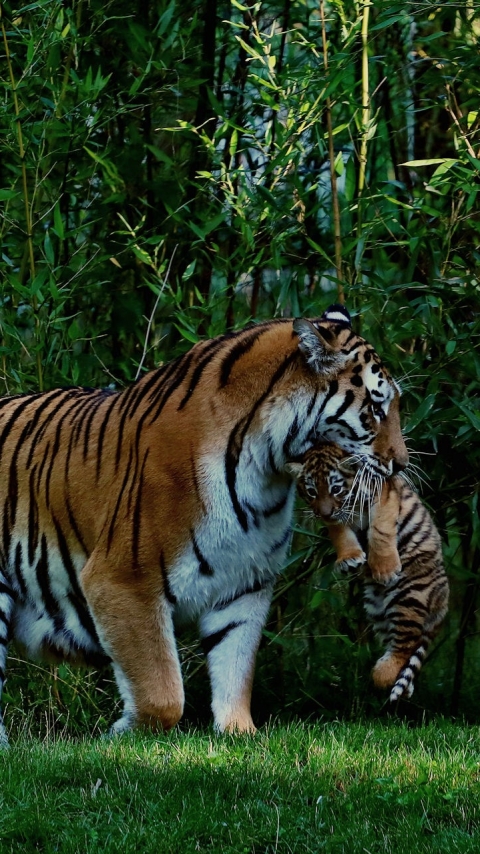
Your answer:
[286,443,355,522]
[292,305,408,477]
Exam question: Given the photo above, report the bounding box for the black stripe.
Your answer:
[107,446,133,551]
[202,621,243,656]
[306,391,319,418]
[96,394,118,481]
[263,493,289,518]
[28,466,39,565]
[52,517,83,598]
[178,338,226,410]
[44,396,87,508]
[25,390,81,469]
[129,352,196,461]
[189,453,207,515]
[13,541,27,597]
[36,441,51,493]
[316,380,339,419]
[225,352,297,532]
[125,441,142,516]
[283,414,299,458]
[270,526,291,553]
[132,450,149,569]
[0,392,45,464]
[66,593,101,644]
[35,534,58,618]
[160,551,177,605]
[219,327,263,388]
[141,351,195,427]
[65,495,89,556]
[82,396,103,461]
[397,504,419,536]
[0,581,13,598]
[214,579,267,611]
[191,532,214,576]
[325,389,356,424]
[52,516,100,642]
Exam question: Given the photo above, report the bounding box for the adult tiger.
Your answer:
[0,304,407,743]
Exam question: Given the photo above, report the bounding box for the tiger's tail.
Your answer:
[389,639,430,702]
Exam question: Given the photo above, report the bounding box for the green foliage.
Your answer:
[0,0,479,726]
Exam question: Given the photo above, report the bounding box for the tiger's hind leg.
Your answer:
[0,575,15,748]
[81,554,184,735]
[364,577,424,695]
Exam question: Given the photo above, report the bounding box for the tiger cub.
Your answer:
[286,442,449,701]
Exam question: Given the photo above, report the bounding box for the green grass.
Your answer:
[0,721,479,854]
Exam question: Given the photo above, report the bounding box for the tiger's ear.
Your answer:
[285,461,304,481]
[293,316,348,375]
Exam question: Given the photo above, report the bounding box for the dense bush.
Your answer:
[0,0,479,733]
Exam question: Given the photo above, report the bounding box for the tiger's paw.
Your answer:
[370,564,402,586]
[334,552,366,575]
[368,549,401,584]
[216,710,257,735]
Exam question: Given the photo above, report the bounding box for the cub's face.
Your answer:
[286,447,354,523]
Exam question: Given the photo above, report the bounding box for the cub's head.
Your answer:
[293,305,408,477]
[286,443,355,523]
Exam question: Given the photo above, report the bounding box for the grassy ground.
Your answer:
[0,720,479,854]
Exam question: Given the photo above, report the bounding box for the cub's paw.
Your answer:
[334,552,366,575]
[370,564,402,586]
[369,550,401,584]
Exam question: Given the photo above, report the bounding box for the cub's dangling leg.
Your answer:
[199,584,274,733]
[325,522,366,574]
[0,574,15,748]
[367,483,401,584]
[81,551,184,734]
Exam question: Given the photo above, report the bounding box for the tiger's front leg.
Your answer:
[81,552,184,734]
[199,584,274,733]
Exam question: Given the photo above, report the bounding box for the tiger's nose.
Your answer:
[392,458,408,473]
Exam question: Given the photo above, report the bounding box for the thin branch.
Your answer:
[135,245,178,381]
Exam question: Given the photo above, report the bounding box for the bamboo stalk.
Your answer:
[357,0,371,202]
[1,7,43,390]
[320,0,343,303]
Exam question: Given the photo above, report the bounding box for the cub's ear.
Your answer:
[293,317,347,375]
[285,461,304,481]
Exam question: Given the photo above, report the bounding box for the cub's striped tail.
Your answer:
[389,641,429,702]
